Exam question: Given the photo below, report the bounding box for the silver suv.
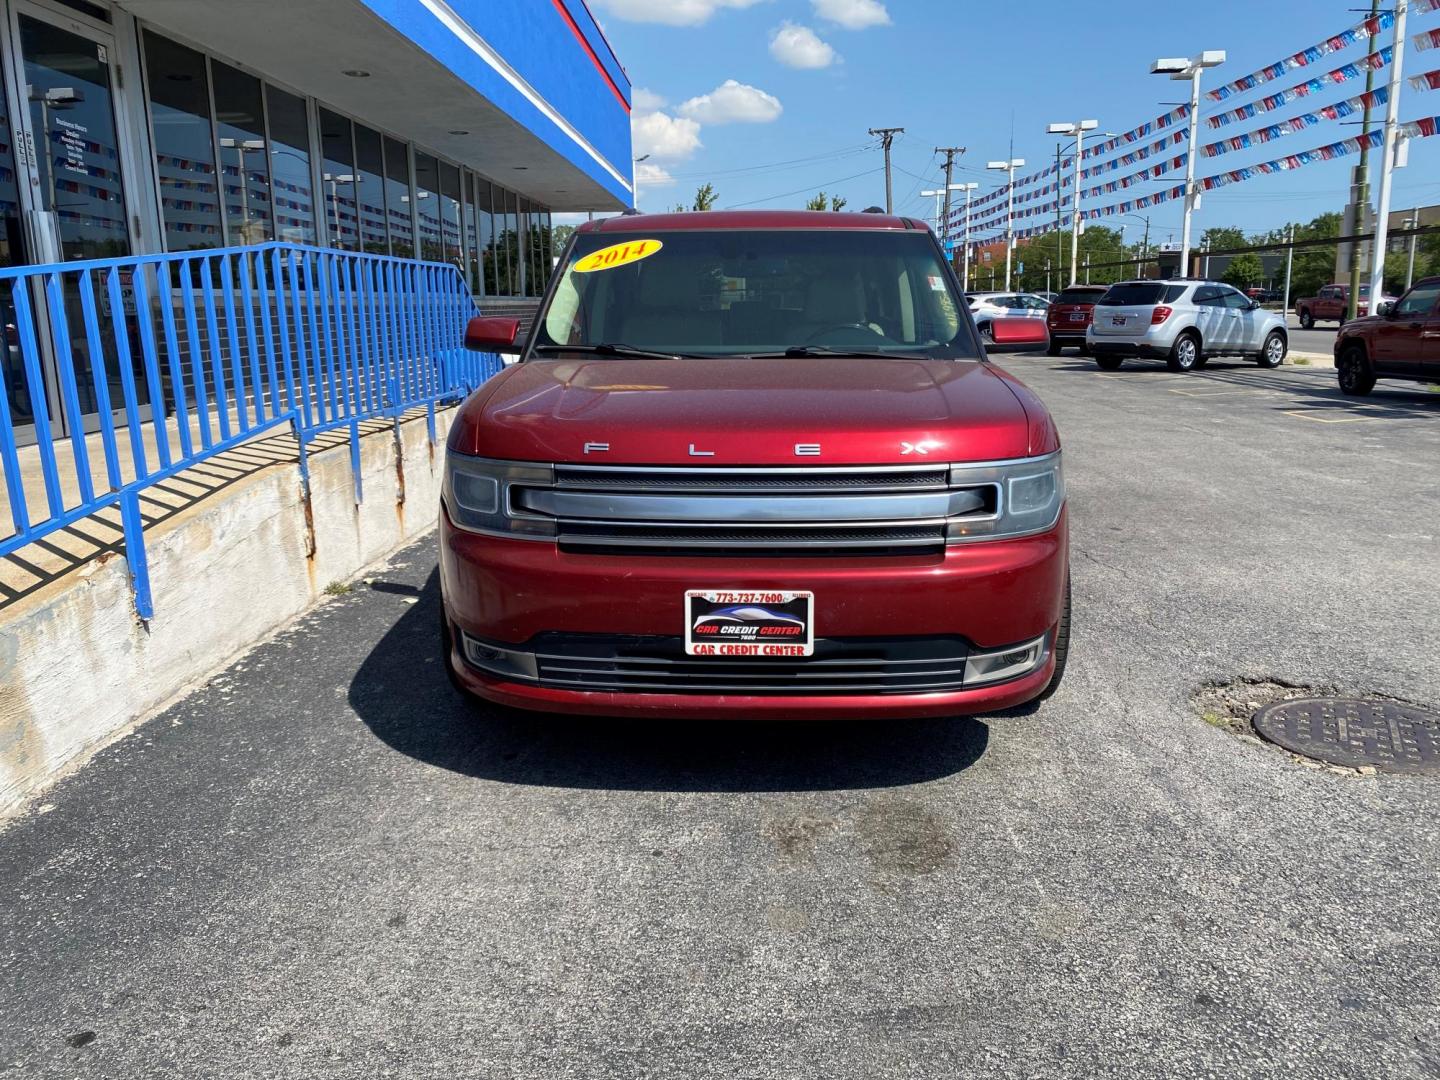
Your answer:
[1086,279,1288,372]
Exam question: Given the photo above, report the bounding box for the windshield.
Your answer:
[533,229,977,359]
[1056,288,1106,305]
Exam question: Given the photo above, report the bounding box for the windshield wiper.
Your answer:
[532,342,699,360]
[743,345,936,360]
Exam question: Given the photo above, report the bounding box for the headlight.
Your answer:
[443,452,555,538]
[946,451,1064,543]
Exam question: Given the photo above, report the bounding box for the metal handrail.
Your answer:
[0,241,501,619]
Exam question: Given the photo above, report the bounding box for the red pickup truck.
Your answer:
[1334,276,1440,394]
[1295,282,1396,327]
[440,210,1070,720]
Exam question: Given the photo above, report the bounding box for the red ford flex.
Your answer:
[439,211,1070,720]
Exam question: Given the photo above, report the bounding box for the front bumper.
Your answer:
[439,505,1068,719]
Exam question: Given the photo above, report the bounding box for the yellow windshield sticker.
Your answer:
[573,239,664,273]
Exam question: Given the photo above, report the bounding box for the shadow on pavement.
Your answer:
[348,570,993,793]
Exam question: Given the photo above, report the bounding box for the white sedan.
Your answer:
[966,292,1050,340]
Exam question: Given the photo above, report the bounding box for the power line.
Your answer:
[724,167,884,209]
[664,141,878,182]
[868,127,904,212]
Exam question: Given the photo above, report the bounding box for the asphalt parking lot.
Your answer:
[2,352,1438,1079]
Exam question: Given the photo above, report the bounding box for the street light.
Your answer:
[1369,0,1409,306]
[954,182,979,291]
[1046,119,1098,287]
[1150,49,1225,278]
[322,171,356,247]
[986,158,1025,290]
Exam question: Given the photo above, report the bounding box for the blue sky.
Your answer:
[580,0,1440,244]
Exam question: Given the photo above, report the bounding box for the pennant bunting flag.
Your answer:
[1202,86,1390,157]
[1080,106,1190,162]
[1206,47,1392,128]
[1412,69,1440,92]
[1417,28,1440,52]
[1416,0,1440,15]
[1208,12,1394,102]
[1079,131,1187,181]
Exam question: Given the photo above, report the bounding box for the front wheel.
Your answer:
[1298,309,1314,330]
[979,323,994,344]
[1046,338,1062,356]
[1036,578,1071,702]
[1258,330,1286,369]
[1166,332,1200,372]
[1337,345,1376,396]
[1095,355,1123,371]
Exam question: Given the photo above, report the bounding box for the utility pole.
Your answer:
[1405,208,1420,290]
[1369,0,1407,307]
[935,145,966,241]
[1283,223,1294,314]
[1141,217,1151,279]
[869,127,904,213]
[1348,0,1382,322]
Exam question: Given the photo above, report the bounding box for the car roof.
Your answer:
[580,209,929,233]
[1058,285,1107,293]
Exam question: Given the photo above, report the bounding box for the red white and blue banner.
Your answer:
[1416,28,1440,52]
[1206,47,1393,128]
[1080,131,1187,181]
[1207,12,1394,102]
[1412,69,1440,91]
[1416,0,1440,16]
[1202,86,1390,157]
[1081,106,1189,161]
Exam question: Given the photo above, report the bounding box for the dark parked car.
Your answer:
[1044,285,1108,355]
[1334,277,1440,394]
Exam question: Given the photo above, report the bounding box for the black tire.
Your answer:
[1037,577,1071,702]
[1166,331,1201,372]
[1258,330,1286,369]
[1298,309,1314,330]
[1194,356,1210,369]
[440,608,470,697]
[1337,344,1377,396]
[1095,355,1123,371]
[1046,338,1062,356]
[1078,341,1090,357]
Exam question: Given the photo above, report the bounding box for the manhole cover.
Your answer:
[1252,698,1440,773]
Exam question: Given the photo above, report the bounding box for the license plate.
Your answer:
[1111,315,1127,326]
[1069,313,1086,322]
[685,590,813,657]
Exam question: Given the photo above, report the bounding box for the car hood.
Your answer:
[450,357,1040,465]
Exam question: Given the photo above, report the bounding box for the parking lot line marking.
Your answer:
[1168,388,1254,397]
[1282,409,1378,424]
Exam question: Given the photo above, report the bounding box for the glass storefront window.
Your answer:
[382,136,413,258]
[354,124,388,254]
[143,30,219,251]
[318,107,357,250]
[413,152,442,262]
[438,161,463,269]
[265,85,315,244]
[462,171,480,293]
[211,60,272,245]
[499,188,518,296]
[475,178,497,297]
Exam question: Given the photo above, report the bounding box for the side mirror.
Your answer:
[987,317,1049,347]
[1376,301,1395,318]
[464,315,522,353]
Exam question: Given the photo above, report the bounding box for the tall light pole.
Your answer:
[921,183,967,235]
[1369,0,1408,307]
[1282,223,1295,314]
[986,158,1024,290]
[956,182,978,290]
[1046,120,1098,287]
[1151,50,1225,278]
[1404,209,1420,290]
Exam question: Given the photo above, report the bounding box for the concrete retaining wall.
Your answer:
[0,409,453,818]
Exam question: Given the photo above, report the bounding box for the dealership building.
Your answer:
[0,0,632,436]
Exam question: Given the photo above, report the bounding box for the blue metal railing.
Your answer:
[0,242,502,619]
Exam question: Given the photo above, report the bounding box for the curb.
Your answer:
[1286,351,1334,369]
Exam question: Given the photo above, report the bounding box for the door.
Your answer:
[6,1,143,437]
[1191,286,1233,352]
[1373,281,1440,379]
[1222,286,1264,351]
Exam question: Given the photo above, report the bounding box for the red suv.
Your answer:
[440,211,1070,721]
[1296,282,1396,327]
[1044,285,1108,355]
[1334,276,1440,394]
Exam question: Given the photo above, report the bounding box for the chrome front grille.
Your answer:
[529,634,973,694]
[511,464,997,556]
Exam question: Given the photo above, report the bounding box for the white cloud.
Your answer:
[632,110,703,160]
[632,87,667,111]
[678,80,782,124]
[591,0,765,27]
[812,0,890,28]
[635,162,676,190]
[769,22,837,68]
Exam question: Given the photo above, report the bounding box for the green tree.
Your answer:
[1202,226,1247,251]
[806,191,828,211]
[1222,252,1264,289]
[692,183,718,211]
[830,194,847,212]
